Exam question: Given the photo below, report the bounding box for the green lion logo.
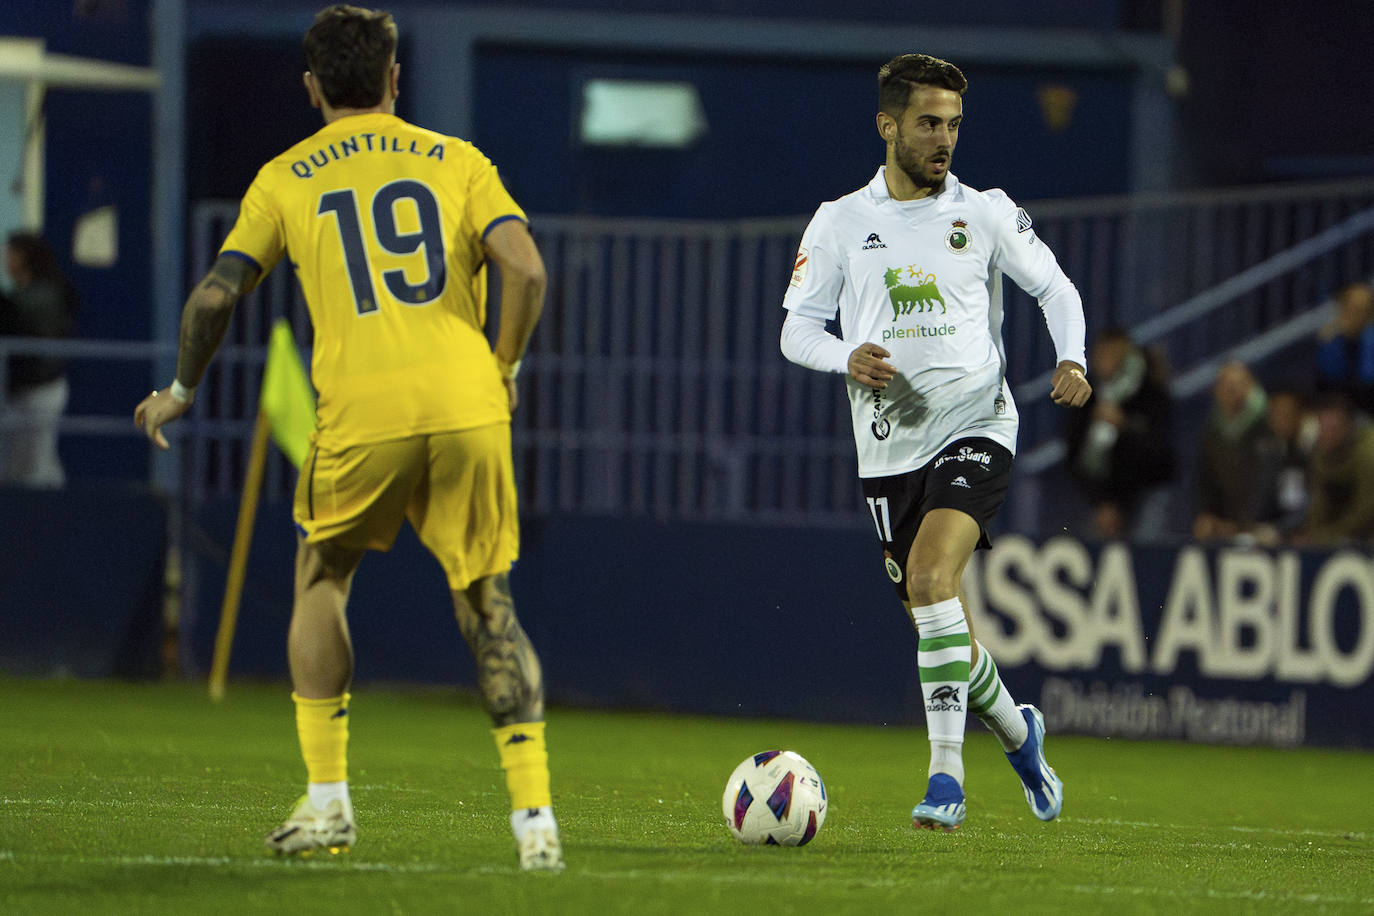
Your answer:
[884,266,947,320]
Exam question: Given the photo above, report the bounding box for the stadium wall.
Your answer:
[170,500,1374,750]
[1,489,1370,749]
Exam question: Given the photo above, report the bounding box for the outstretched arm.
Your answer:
[134,254,260,449]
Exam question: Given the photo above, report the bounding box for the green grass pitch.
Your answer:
[1,675,1370,915]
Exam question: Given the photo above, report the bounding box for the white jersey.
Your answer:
[782,167,1086,478]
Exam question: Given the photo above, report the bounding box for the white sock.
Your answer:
[929,741,965,786]
[969,641,1029,752]
[909,597,971,786]
[308,780,352,816]
[511,805,558,840]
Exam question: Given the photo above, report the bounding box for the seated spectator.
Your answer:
[1314,282,1374,415]
[1192,361,1282,542]
[1064,327,1177,540]
[1293,392,1374,547]
[1,232,78,488]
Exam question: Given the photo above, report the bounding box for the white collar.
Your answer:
[866,166,960,207]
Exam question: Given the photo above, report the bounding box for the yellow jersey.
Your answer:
[221,112,524,448]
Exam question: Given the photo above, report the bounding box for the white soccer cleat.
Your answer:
[517,827,565,871]
[513,807,565,871]
[265,795,356,856]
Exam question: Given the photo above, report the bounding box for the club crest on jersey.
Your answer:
[945,219,971,254]
[861,233,888,250]
[883,266,946,319]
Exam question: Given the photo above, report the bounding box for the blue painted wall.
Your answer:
[0,0,156,482]
[475,48,1133,218]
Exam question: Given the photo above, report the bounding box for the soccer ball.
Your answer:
[722,750,827,846]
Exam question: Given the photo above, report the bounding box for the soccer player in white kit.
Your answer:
[781,53,1093,831]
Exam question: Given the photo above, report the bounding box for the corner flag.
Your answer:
[261,319,315,468]
[209,318,315,700]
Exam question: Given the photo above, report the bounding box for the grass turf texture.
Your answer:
[1,676,1370,915]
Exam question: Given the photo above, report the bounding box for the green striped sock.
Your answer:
[968,641,1028,752]
[911,598,971,766]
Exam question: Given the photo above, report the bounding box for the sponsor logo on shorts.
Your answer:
[934,446,993,470]
[950,476,971,488]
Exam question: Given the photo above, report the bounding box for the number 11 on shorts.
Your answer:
[866,496,892,542]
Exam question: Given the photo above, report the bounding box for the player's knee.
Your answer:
[904,566,960,606]
[484,677,521,719]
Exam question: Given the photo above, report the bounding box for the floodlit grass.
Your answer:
[1,675,1371,915]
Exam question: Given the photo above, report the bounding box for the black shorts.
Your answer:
[860,436,1013,602]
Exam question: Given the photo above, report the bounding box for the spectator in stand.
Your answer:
[0,232,78,488]
[1064,327,1176,540]
[1255,387,1314,544]
[1293,391,1374,546]
[1314,281,1374,415]
[1192,361,1281,543]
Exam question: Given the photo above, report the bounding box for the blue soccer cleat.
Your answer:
[1005,704,1063,821]
[911,773,966,832]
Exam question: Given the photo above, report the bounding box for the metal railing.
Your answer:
[8,176,1374,529]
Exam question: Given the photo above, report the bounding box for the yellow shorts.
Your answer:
[293,423,519,590]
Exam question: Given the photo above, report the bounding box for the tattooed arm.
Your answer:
[134,255,261,449]
[454,572,545,726]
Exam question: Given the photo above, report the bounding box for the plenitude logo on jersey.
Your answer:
[881,265,956,343]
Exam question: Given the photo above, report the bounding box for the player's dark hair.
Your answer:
[303,5,397,109]
[878,53,968,116]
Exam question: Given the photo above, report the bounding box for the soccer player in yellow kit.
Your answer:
[135,4,562,870]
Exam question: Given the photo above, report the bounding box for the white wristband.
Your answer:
[496,358,522,381]
[169,379,196,404]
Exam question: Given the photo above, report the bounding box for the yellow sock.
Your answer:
[293,692,350,784]
[492,721,552,810]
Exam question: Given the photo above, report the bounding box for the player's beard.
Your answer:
[893,137,950,194]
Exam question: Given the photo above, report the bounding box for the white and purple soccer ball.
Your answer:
[722,750,827,846]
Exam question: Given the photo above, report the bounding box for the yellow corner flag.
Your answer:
[261,319,316,468]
